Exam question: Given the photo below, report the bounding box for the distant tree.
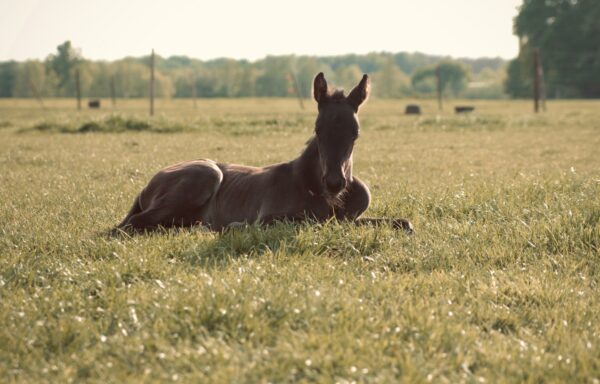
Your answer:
[334,64,364,93]
[13,60,58,97]
[110,57,173,98]
[212,58,244,97]
[507,0,600,98]
[0,61,18,97]
[194,71,220,98]
[373,58,410,98]
[47,41,82,96]
[237,65,257,97]
[86,61,112,97]
[154,71,175,98]
[255,56,294,97]
[295,57,322,98]
[111,59,146,97]
[0,46,509,99]
[411,61,468,96]
[393,52,434,75]
[504,58,531,98]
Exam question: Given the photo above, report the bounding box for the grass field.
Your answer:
[1,97,599,382]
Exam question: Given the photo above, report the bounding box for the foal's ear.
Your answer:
[313,72,328,103]
[347,74,370,111]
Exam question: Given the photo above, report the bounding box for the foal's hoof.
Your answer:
[223,222,248,232]
[392,219,414,234]
[106,226,131,238]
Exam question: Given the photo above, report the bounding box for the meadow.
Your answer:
[0,97,599,382]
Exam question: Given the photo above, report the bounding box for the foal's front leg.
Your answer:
[354,217,414,233]
[337,178,414,234]
[222,212,311,232]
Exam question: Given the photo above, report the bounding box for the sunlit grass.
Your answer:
[0,98,599,382]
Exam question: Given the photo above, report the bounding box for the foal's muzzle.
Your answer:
[323,175,347,195]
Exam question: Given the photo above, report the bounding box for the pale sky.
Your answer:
[0,0,522,62]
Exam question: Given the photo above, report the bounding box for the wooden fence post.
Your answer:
[75,69,81,110]
[27,78,45,108]
[191,74,197,108]
[533,48,541,113]
[110,76,116,107]
[436,65,442,111]
[290,72,305,110]
[150,49,155,116]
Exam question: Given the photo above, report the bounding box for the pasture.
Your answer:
[0,98,599,382]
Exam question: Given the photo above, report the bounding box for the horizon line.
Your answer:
[0,48,512,64]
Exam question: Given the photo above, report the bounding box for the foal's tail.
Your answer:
[115,194,143,229]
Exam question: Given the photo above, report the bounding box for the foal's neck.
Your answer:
[294,136,322,194]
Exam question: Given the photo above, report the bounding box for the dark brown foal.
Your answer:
[116,73,413,234]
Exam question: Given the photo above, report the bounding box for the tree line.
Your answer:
[0,42,507,100]
[505,0,600,98]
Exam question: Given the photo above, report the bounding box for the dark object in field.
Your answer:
[88,100,101,108]
[405,104,421,115]
[115,73,413,234]
[455,106,475,113]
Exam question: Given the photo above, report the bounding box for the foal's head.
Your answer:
[313,72,370,199]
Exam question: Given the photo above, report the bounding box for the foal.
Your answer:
[116,73,413,233]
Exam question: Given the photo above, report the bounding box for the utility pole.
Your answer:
[27,78,45,108]
[533,48,541,113]
[110,76,116,107]
[75,69,81,110]
[150,49,155,116]
[290,72,304,110]
[436,65,442,111]
[191,74,197,108]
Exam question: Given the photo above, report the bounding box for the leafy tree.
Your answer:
[1,45,510,99]
[237,64,257,97]
[507,0,600,98]
[13,61,58,97]
[373,58,411,98]
[295,57,322,98]
[411,61,468,96]
[334,64,364,94]
[47,41,82,96]
[504,58,531,98]
[0,61,18,97]
[255,56,294,97]
[86,62,113,98]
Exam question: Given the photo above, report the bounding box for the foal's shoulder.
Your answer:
[218,162,263,175]
[263,161,294,175]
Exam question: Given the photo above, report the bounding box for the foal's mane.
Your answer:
[327,89,346,101]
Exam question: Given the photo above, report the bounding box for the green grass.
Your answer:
[1,98,599,382]
[23,115,185,134]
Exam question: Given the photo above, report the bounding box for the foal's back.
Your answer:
[205,161,295,228]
